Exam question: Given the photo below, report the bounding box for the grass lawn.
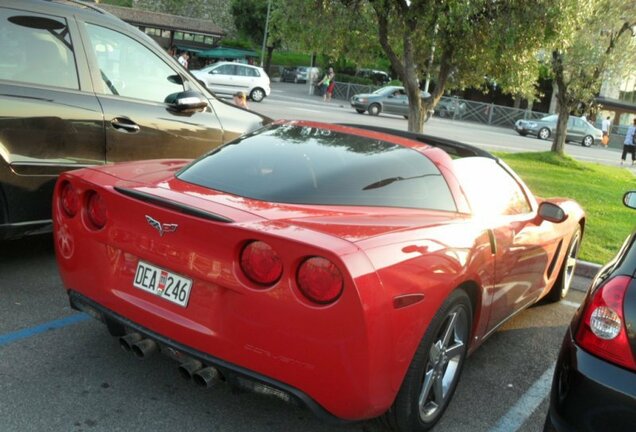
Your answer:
[497,152,635,264]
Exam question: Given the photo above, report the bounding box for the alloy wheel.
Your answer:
[418,305,469,422]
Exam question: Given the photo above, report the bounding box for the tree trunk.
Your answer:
[264,46,275,75]
[550,50,571,155]
[551,101,570,155]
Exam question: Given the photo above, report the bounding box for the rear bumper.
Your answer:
[546,329,636,432]
[69,290,348,424]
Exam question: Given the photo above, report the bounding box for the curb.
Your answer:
[574,260,602,279]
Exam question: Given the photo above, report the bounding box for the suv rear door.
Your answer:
[0,6,104,233]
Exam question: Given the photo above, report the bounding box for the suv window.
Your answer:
[0,10,79,89]
[85,23,184,103]
[453,157,531,216]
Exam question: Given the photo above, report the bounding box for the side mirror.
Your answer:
[166,90,208,113]
[623,191,636,209]
[538,202,567,223]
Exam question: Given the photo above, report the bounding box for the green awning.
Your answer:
[174,45,206,54]
[197,47,259,59]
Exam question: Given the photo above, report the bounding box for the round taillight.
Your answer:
[590,306,621,340]
[86,191,107,229]
[297,257,343,304]
[240,241,283,286]
[60,181,79,217]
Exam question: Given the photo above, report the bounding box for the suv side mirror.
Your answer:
[623,191,636,209]
[538,201,567,223]
[166,90,208,113]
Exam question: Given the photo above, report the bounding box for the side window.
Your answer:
[85,23,183,103]
[453,157,531,216]
[212,64,235,75]
[0,9,78,89]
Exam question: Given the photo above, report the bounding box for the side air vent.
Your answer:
[114,187,234,223]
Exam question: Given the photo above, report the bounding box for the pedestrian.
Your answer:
[177,51,189,69]
[233,91,248,109]
[621,118,636,165]
[601,116,611,147]
[167,46,177,59]
[317,67,335,102]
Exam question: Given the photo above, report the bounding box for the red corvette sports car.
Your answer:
[54,121,584,431]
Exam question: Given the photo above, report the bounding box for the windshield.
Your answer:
[177,124,456,211]
[373,86,400,95]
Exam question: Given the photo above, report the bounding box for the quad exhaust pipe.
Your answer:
[118,333,157,359]
[178,359,203,380]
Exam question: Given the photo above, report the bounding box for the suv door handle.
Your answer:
[111,117,140,133]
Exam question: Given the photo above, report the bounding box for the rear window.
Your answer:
[177,124,456,211]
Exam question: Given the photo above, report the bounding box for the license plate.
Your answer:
[133,261,192,307]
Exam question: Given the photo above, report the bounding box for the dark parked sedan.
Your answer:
[514,114,602,147]
[545,191,636,432]
[0,0,267,240]
[350,86,432,118]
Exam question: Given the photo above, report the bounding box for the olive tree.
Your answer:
[549,0,636,154]
[274,0,573,133]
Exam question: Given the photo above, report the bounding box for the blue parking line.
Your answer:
[0,313,90,347]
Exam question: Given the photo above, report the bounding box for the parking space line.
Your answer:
[0,313,90,347]
[488,363,555,432]
[562,300,581,309]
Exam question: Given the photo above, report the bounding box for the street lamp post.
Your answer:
[260,0,272,68]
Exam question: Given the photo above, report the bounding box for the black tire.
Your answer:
[545,227,582,303]
[517,131,528,137]
[368,103,381,116]
[438,110,447,118]
[538,127,551,140]
[250,88,265,102]
[355,109,365,114]
[581,135,594,147]
[383,289,472,432]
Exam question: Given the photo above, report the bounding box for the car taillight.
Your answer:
[297,257,343,304]
[60,181,79,217]
[575,275,636,371]
[240,241,282,286]
[85,191,107,229]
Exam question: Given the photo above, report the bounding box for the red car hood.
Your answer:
[91,160,463,243]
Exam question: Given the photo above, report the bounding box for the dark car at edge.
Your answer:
[0,0,267,240]
[545,191,636,432]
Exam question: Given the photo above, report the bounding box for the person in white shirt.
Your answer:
[178,52,189,69]
[601,116,611,148]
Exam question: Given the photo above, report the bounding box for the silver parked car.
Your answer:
[514,114,602,147]
[350,86,432,119]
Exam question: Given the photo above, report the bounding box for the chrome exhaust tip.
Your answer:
[131,338,157,359]
[192,366,220,388]
[119,333,142,352]
[178,359,203,380]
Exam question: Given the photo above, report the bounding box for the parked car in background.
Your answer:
[281,66,319,84]
[350,86,432,119]
[545,191,636,432]
[355,68,391,85]
[191,61,271,102]
[514,114,602,147]
[435,97,467,118]
[55,121,584,432]
[0,0,268,240]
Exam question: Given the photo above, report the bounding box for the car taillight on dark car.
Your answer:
[575,275,636,371]
[86,191,107,229]
[240,241,283,286]
[60,181,79,217]
[297,257,343,304]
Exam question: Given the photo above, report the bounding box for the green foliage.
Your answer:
[220,38,254,50]
[499,152,635,263]
[271,51,312,66]
[335,74,374,85]
[230,0,269,46]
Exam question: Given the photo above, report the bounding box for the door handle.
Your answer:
[111,117,140,133]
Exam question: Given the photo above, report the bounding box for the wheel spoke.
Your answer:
[441,312,458,348]
[433,370,445,403]
[418,368,435,408]
[444,341,465,360]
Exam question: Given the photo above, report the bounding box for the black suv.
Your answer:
[0,0,267,240]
